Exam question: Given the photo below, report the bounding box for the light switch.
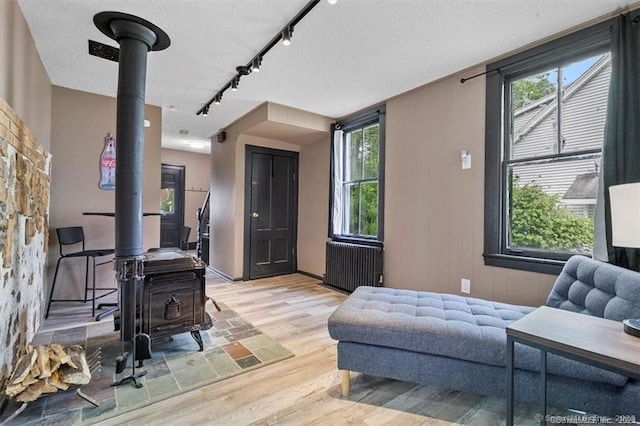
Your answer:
[461,150,471,170]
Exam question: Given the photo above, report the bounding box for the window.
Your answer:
[484,20,613,274]
[330,107,385,242]
[160,188,175,214]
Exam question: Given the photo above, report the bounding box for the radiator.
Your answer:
[325,241,383,291]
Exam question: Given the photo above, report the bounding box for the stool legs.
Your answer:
[92,257,97,316]
[45,256,64,319]
[45,255,114,319]
[84,257,90,303]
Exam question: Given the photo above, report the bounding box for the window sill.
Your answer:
[331,236,383,247]
[483,253,565,275]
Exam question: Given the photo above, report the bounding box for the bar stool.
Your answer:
[45,226,116,318]
[180,226,191,250]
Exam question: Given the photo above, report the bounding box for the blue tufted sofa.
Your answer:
[327,255,640,416]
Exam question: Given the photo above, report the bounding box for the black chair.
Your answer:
[45,226,116,318]
[180,226,191,251]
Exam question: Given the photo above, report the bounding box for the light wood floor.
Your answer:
[43,272,548,425]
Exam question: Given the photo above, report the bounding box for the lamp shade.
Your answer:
[609,182,640,248]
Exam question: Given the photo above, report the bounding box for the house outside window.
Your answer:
[330,107,385,243]
[484,20,613,274]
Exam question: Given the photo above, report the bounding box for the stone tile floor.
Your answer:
[1,302,293,425]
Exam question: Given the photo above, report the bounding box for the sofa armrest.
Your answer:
[545,255,640,321]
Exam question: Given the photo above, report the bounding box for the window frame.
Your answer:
[484,18,614,274]
[329,106,386,245]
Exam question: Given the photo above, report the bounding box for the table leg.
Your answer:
[540,349,547,425]
[506,335,514,426]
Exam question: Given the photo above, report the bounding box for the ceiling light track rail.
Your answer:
[197,0,321,116]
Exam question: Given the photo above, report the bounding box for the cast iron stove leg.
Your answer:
[191,330,204,351]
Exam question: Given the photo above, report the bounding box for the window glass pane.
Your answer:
[360,182,378,237]
[507,156,599,254]
[363,124,379,179]
[344,183,360,235]
[344,182,378,237]
[160,188,175,214]
[509,52,610,161]
[345,129,363,181]
[510,67,558,160]
[559,53,610,153]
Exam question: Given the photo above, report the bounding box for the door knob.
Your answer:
[251,212,259,218]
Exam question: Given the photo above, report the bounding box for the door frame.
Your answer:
[160,163,185,248]
[243,145,299,280]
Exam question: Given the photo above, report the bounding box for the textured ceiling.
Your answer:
[18,0,631,154]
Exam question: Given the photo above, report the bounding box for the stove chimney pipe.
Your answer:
[94,12,170,341]
[94,12,170,258]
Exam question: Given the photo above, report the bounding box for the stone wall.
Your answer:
[0,97,51,394]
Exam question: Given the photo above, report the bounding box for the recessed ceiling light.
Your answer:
[178,129,189,135]
[168,105,178,111]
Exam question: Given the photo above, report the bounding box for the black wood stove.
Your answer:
[116,250,209,351]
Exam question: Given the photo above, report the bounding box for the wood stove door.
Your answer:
[245,147,298,280]
[144,271,202,337]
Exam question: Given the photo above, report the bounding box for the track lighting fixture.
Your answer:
[197,0,322,116]
[282,27,293,46]
[237,66,251,76]
[251,57,262,73]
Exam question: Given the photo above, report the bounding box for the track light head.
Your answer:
[236,65,251,76]
[198,0,322,116]
[282,27,293,46]
[252,57,262,73]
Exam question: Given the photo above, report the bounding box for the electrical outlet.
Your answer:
[461,278,471,294]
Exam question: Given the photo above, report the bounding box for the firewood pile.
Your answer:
[4,344,92,402]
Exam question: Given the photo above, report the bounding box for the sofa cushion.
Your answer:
[546,255,640,321]
[328,286,534,367]
[328,285,629,387]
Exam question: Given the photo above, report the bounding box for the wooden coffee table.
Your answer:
[506,306,640,425]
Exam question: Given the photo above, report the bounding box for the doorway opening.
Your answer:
[160,164,185,248]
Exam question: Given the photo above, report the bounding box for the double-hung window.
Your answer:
[330,107,385,242]
[484,20,613,274]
